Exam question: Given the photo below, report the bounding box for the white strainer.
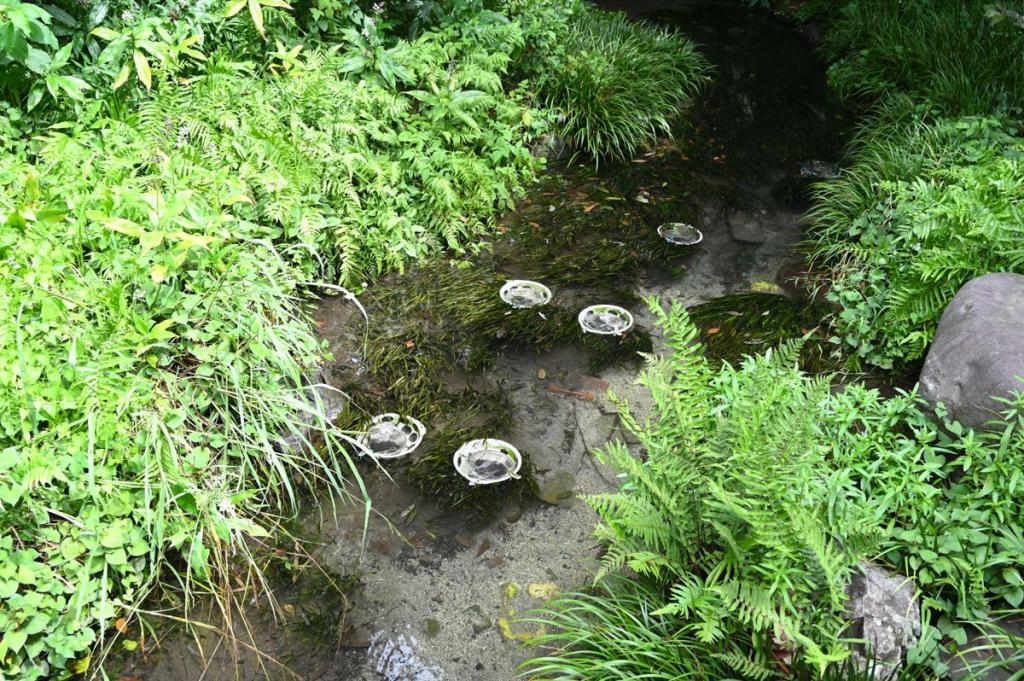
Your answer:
[452,439,522,485]
[657,222,703,246]
[358,413,426,460]
[578,305,634,336]
[499,280,552,309]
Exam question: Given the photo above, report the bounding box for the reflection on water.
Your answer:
[368,631,443,681]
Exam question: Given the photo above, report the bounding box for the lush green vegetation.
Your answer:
[521,301,1024,678]
[806,0,1024,370]
[535,8,710,161]
[519,2,1024,677]
[823,0,1024,115]
[809,106,1024,369]
[0,0,712,678]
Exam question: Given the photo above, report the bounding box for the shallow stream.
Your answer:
[121,3,853,679]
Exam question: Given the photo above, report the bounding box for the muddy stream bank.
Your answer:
[122,3,852,679]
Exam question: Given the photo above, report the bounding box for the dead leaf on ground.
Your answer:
[527,582,560,600]
[546,384,595,401]
[582,203,599,213]
[707,327,721,335]
[476,538,492,557]
[114,618,128,634]
[404,339,415,348]
[581,376,610,392]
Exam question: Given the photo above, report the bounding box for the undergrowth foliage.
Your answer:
[0,8,534,680]
[823,0,1024,114]
[535,8,710,161]
[583,299,879,674]
[523,300,1024,678]
[0,135,355,678]
[808,107,1024,369]
[156,16,541,284]
[0,0,715,676]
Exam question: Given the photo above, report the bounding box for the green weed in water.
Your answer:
[687,292,834,372]
[406,425,538,519]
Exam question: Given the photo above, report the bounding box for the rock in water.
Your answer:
[845,563,920,678]
[727,209,765,244]
[919,273,1024,429]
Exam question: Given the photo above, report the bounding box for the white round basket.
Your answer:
[657,222,703,246]
[358,413,426,460]
[452,439,522,486]
[499,280,552,309]
[578,305,634,336]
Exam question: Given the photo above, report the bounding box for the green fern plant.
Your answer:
[807,107,1024,369]
[585,298,881,671]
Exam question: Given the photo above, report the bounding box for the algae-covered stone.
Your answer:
[845,563,920,678]
[420,617,442,638]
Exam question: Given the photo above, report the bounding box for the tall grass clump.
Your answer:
[823,0,1024,114]
[807,107,1024,369]
[0,125,361,678]
[535,8,710,161]
[519,577,735,680]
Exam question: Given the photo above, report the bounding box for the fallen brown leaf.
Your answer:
[546,384,595,401]
[580,376,610,392]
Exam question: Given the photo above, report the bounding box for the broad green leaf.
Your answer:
[90,26,119,41]
[138,230,164,252]
[150,264,168,284]
[247,0,265,36]
[25,85,43,111]
[224,0,247,17]
[3,629,28,654]
[133,50,151,89]
[112,62,131,89]
[100,526,124,549]
[23,46,51,74]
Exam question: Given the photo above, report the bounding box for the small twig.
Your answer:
[546,384,595,401]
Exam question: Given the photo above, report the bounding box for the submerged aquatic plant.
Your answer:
[406,426,538,518]
[687,292,835,371]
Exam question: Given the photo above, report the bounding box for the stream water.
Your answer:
[119,3,852,679]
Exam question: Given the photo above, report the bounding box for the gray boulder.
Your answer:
[845,563,921,678]
[919,273,1024,429]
